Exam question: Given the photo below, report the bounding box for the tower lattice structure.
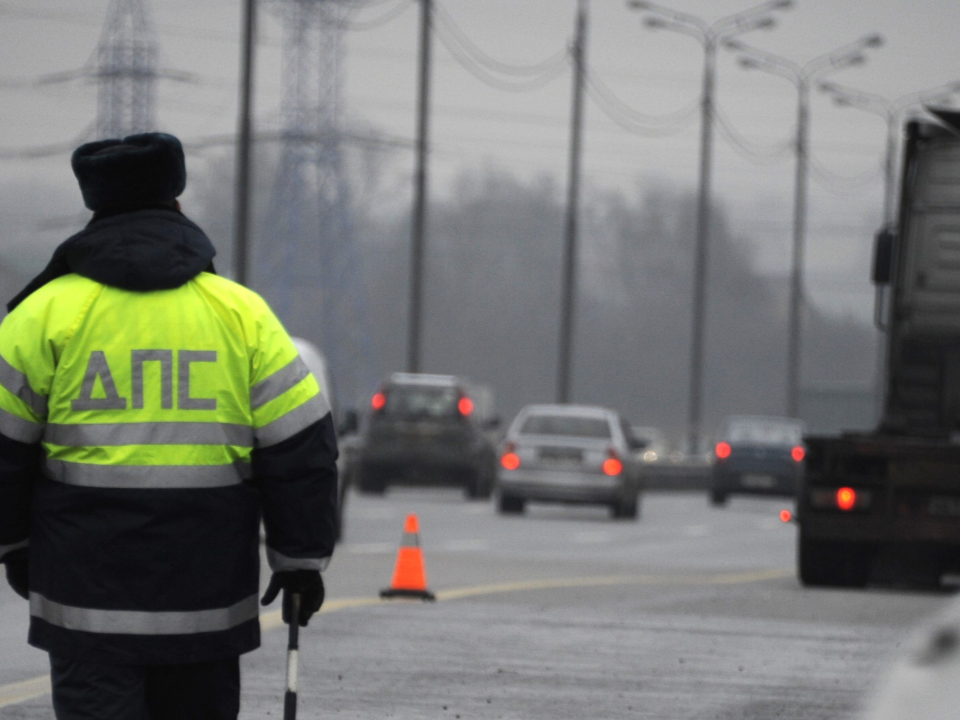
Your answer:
[94,0,160,138]
[259,0,372,407]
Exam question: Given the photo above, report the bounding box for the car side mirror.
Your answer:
[338,408,359,436]
[872,227,896,285]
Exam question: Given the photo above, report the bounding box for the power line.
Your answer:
[433,1,568,78]
[713,102,793,163]
[809,154,883,196]
[584,70,698,137]
[432,23,570,92]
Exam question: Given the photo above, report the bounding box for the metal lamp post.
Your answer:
[725,35,883,419]
[818,80,960,226]
[627,0,792,454]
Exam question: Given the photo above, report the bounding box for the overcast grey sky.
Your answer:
[2,0,960,323]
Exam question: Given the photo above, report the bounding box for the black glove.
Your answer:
[3,548,28,600]
[260,570,324,627]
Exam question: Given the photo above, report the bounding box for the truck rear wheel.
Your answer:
[798,531,871,588]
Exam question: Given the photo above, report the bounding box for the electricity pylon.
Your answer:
[259,0,373,408]
[38,0,191,140]
[95,0,159,137]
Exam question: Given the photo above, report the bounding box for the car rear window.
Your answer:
[723,420,802,445]
[519,415,611,439]
[382,386,459,419]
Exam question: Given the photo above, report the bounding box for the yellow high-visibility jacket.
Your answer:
[0,240,338,664]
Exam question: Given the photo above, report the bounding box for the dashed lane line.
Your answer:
[0,567,791,708]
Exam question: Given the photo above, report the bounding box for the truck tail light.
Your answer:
[458,396,474,416]
[791,446,805,462]
[836,487,856,511]
[715,442,731,459]
[371,392,386,411]
[603,448,623,476]
[809,487,871,511]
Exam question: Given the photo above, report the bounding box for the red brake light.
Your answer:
[603,457,623,476]
[715,442,731,459]
[458,397,474,416]
[371,392,386,411]
[791,446,805,462]
[779,509,792,523]
[501,452,520,471]
[837,487,856,511]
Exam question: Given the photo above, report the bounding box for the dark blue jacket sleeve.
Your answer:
[251,413,339,572]
[0,432,41,562]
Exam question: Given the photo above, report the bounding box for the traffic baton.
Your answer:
[283,592,301,720]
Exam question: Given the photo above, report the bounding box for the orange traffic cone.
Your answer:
[380,514,435,601]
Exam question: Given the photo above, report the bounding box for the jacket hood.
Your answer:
[8,208,216,312]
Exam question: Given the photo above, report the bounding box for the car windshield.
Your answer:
[723,419,802,445]
[383,386,459,419]
[519,414,611,439]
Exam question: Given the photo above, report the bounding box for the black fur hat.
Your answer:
[71,132,186,212]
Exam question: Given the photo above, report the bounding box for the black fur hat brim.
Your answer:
[72,133,187,212]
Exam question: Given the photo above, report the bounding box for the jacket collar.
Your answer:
[7,208,217,312]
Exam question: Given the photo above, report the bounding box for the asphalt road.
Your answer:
[1,489,955,719]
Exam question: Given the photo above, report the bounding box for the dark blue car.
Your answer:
[710,415,805,506]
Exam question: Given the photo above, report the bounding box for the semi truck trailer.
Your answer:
[798,110,960,587]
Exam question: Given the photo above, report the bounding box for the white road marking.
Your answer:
[440,539,490,552]
[342,542,395,554]
[758,518,784,531]
[573,531,612,544]
[351,507,401,520]
[458,504,492,515]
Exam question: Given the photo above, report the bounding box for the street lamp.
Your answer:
[725,34,883,419]
[818,79,960,226]
[627,0,792,455]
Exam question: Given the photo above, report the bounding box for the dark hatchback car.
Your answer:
[710,415,805,506]
[355,373,499,498]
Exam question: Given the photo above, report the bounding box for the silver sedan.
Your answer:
[496,404,643,519]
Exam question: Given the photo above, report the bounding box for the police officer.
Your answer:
[0,133,338,719]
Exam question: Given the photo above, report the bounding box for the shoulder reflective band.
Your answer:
[255,394,330,448]
[0,539,28,562]
[250,356,311,410]
[44,458,252,489]
[266,546,330,573]
[0,406,44,444]
[30,592,261,635]
[44,422,254,448]
[0,354,47,417]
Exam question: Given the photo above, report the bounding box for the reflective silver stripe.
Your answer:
[266,547,330,573]
[44,458,252,489]
[0,406,44,444]
[0,539,28,562]
[250,356,311,410]
[44,422,254,448]
[30,592,260,635]
[0,355,47,417]
[255,394,330,448]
